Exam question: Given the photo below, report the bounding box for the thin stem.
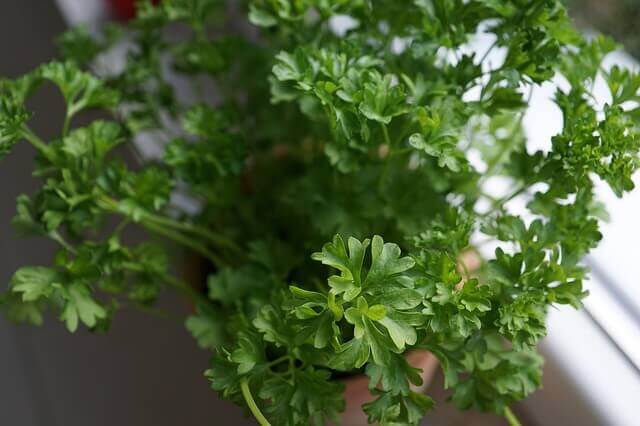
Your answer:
[390,147,413,157]
[20,127,51,156]
[240,378,271,426]
[504,407,521,426]
[478,39,499,66]
[496,186,526,206]
[322,104,339,141]
[394,119,415,147]
[49,230,77,254]
[480,85,534,182]
[113,218,130,236]
[98,193,241,257]
[288,357,296,385]
[163,273,211,307]
[144,213,242,256]
[480,185,527,218]
[266,355,290,369]
[96,194,226,267]
[378,123,394,192]
[122,260,211,308]
[140,219,225,268]
[311,277,325,292]
[381,122,392,146]
[62,112,72,137]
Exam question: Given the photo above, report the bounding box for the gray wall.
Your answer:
[0,2,250,425]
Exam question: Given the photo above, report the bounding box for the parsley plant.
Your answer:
[1,1,640,425]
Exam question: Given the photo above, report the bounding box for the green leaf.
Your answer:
[344,307,394,366]
[206,352,241,397]
[259,367,345,425]
[367,287,422,310]
[62,120,123,160]
[58,282,107,332]
[312,235,369,300]
[248,4,277,27]
[367,304,387,321]
[497,293,547,350]
[230,332,266,374]
[185,305,224,350]
[364,235,415,288]
[328,336,370,370]
[272,50,312,86]
[363,390,434,425]
[10,267,59,302]
[285,286,340,349]
[0,292,44,326]
[208,266,271,306]
[56,26,102,66]
[377,315,417,351]
[358,73,409,124]
[0,76,35,159]
[174,40,226,75]
[39,61,119,116]
[366,353,423,396]
[162,0,219,23]
[409,132,464,172]
[308,234,423,360]
[253,303,294,348]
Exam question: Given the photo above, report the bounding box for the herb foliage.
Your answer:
[1,1,640,425]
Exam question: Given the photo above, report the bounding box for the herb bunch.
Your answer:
[1,0,640,425]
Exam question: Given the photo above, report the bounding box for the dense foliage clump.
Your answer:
[1,1,640,424]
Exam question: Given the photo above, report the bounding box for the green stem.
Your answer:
[144,213,242,256]
[97,194,226,267]
[122,259,211,308]
[381,122,392,146]
[163,273,211,307]
[113,218,130,236]
[504,407,521,426]
[495,186,526,206]
[266,355,290,369]
[483,86,533,177]
[98,193,240,258]
[288,357,296,385]
[240,378,271,426]
[20,127,52,156]
[390,147,412,157]
[378,123,394,192]
[478,39,499,66]
[394,119,415,147]
[480,185,526,217]
[141,219,225,267]
[49,230,77,254]
[62,112,72,137]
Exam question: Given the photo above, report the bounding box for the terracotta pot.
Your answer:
[338,351,439,426]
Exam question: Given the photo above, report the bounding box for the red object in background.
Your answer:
[107,0,136,20]
[106,0,159,20]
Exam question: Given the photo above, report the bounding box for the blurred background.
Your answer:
[1,1,639,425]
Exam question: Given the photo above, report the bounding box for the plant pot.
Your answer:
[338,351,439,426]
